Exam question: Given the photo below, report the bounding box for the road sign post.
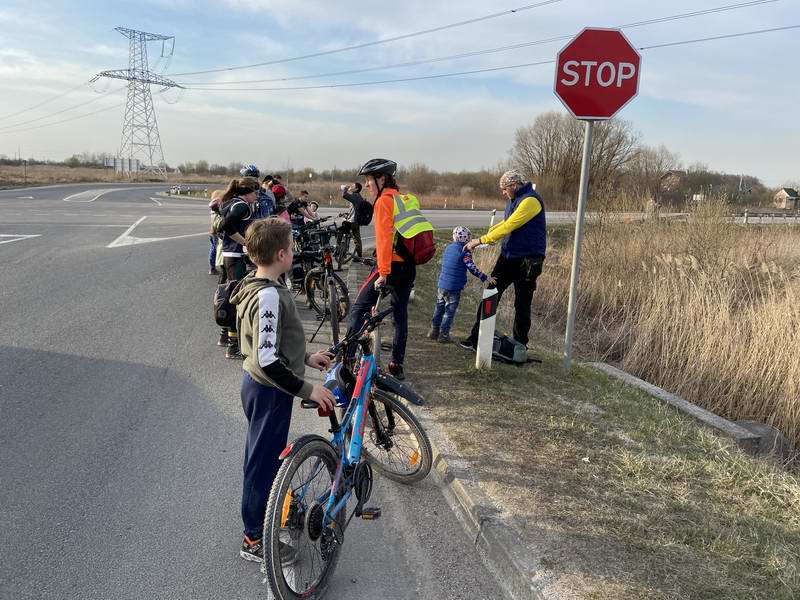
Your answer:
[554,28,641,370]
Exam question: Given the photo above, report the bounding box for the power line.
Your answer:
[0,81,92,122]
[0,101,126,135]
[0,87,125,132]
[181,23,799,92]
[0,89,169,136]
[175,0,779,86]
[167,0,564,77]
[639,24,798,50]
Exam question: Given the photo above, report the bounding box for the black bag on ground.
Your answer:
[213,279,244,328]
[492,333,538,365]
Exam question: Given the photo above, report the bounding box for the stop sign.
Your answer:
[554,28,641,120]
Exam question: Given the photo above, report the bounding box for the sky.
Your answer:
[0,0,798,186]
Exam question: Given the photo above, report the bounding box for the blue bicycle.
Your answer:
[263,288,432,600]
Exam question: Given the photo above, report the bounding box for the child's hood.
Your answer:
[231,275,284,315]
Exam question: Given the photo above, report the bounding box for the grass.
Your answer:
[404,231,800,599]
[468,200,800,455]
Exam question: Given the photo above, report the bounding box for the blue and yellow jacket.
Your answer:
[480,182,546,259]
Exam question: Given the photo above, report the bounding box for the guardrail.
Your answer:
[734,211,800,224]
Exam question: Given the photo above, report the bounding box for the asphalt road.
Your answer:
[0,184,504,600]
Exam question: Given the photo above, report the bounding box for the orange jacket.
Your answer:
[373,187,404,276]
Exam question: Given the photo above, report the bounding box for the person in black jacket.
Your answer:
[340,181,373,257]
[218,177,260,359]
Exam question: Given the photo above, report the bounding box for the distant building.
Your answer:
[774,188,799,209]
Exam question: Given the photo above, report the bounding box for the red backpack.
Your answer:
[392,194,436,265]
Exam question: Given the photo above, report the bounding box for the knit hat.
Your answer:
[452,226,471,243]
[499,169,525,189]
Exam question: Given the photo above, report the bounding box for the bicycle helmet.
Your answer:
[453,226,471,243]
[240,164,260,178]
[357,158,397,178]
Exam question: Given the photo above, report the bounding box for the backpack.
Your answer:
[213,278,246,328]
[354,200,374,226]
[492,333,540,365]
[392,194,436,265]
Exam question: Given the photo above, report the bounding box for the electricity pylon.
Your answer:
[91,27,182,179]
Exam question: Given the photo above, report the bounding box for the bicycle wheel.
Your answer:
[264,437,343,600]
[335,234,353,270]
[304,269,325,317]
[327,278,340,345]
[362,389,432,485]
[328,272,350,323]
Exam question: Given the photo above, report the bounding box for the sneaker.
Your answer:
[458,338,477,351]
[438,332,452,343]
[209,268,218,276]
[388,361,405,381]
[240,536,297,567]
[226,344,244,360]
[217,330,230,347]
[426,327,440,340]
[240,535,264,563]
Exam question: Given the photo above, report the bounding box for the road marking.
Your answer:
[16,196,34,199]
[63,188,129,203]
[0,234,41,245]
[106,216,208,248]
[149,197,162,206]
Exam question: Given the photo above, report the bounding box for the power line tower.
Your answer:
[91,27,182,179]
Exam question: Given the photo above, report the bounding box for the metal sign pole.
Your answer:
[563,119,595,370]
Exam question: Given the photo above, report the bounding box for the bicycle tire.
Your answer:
[361,389,432,485]
[328,278,340,345]
[264,437,342,600]
[305,271,350,321]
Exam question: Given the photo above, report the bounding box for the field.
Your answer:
[472,199,800,455]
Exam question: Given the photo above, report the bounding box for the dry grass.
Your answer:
[0,164,236,187]
[471,198,800,452]
[405,239,800,599]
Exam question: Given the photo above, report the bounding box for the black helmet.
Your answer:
[358,158,397,178]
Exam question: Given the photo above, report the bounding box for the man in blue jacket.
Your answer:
[460,170,546,350]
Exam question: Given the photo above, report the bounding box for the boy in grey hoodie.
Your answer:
[231,218,336,564]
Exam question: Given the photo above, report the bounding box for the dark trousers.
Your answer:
[347,261,415,364]
[208,236,218,269]
[224,257,247,334]
[240,373,293,539]
[468,254,544,346]
[351,225,363,257]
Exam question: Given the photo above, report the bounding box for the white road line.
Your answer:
[0,234,41,245]
[149,197,162,206]
[106,216,208,248]
[107,216,147,248]
[16,196,34,199]
[63,188,129,203]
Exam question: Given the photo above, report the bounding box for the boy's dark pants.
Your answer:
[240,372,293,539]
[468,254,544,346]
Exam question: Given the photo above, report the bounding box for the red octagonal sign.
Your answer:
[554,28,641,120]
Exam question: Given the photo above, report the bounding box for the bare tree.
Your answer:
[624,144,680,200]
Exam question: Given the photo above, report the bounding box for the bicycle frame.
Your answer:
[318,343,376,529]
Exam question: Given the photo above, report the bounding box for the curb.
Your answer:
[346,261,547,599]
[587,362,761,453]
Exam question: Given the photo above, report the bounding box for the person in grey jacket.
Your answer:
[231,218,335,564]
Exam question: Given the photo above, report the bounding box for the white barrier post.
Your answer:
[743,210,749,225]
[471,198,475,210]
[490,209,497,227]
[475,288,498,369]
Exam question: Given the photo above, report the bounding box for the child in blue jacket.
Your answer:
[428,226,495,343]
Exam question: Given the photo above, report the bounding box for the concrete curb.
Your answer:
[346,261,547,599]
[587,362,761,453]
[412,406,548,600]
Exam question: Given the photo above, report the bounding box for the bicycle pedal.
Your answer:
[360,507,381,520]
